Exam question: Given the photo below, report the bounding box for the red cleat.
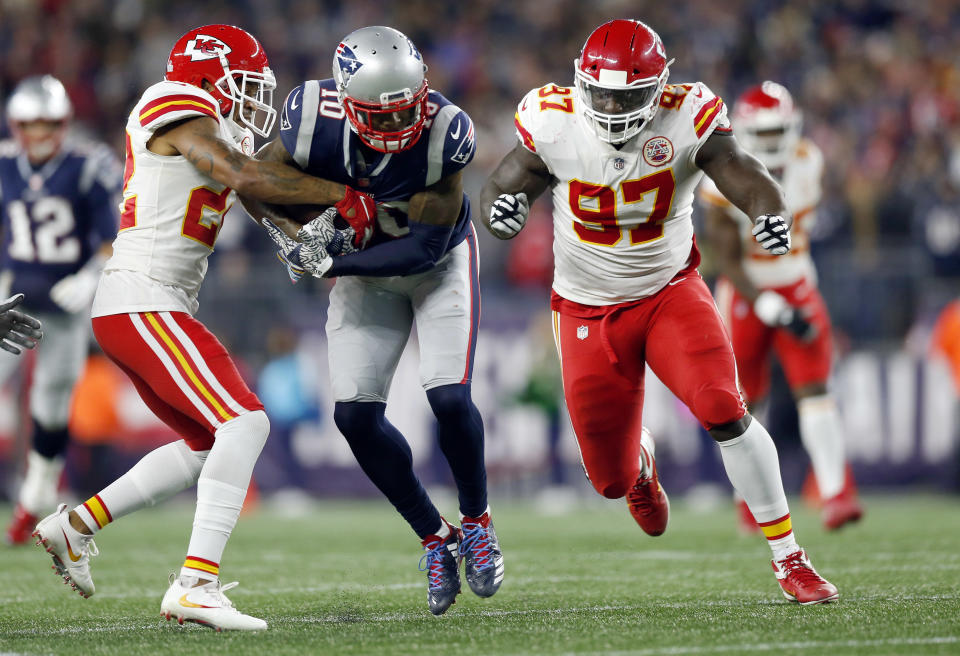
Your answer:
[735,498,761,534]
[772,549,839,605]
[822,489,864,531]
[5,504,38,546]
[626,428,669,536]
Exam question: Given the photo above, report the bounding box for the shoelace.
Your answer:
[777,552,822,586]
[418,539,451,590]
[626,478,656,515]
[461,522,493,571]
[196,580,239,610]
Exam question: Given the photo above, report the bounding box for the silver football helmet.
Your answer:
[333,26,429,153]
[6,75,72,162]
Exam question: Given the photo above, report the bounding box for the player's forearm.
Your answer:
[328,222,455,277]
[235,161,347,206]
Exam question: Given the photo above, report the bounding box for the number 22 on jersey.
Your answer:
[570,169,676,246]
[119,131,230,249]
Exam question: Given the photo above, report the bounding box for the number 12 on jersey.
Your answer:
[570,169,676,246]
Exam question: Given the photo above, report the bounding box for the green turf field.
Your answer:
[1,493,958,655]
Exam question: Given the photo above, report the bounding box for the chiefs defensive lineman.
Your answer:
[481,19,838,604]
[699,82,864,532]
[31,25,372,630]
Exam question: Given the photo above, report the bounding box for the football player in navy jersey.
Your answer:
[249,26,502,615]
[0,76,121,545]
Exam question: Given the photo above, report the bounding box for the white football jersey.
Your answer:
[515,82,730,305]
[92,81,254,317]
[698,138,823,288]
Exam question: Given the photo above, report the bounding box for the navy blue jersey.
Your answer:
[0,139,120,312]
[278,79,475,251]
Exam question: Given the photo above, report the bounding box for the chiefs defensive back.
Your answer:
[481,19,838,605]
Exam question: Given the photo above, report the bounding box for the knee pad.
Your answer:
[692,386,745,429]
[215,410,270,450]
[425,383,474,420]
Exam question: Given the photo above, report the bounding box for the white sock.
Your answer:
[717,418,799,559]
[19,450,64,515]
[639,427,655,477]
[181,410,269,581]
[75,440,208,534]
[797,395,847,500]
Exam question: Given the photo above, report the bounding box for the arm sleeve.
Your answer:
[327,221,455,277]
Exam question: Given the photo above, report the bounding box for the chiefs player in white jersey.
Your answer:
[481,19,838,605]
[31,25,376,631]
[699,82,864,532]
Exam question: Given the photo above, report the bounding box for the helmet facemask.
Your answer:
[214,54,276,137]
[736,113,801,170]
[574,59,673,144]
[341,82,429,153]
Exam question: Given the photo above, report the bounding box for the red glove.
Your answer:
[334,186,376,248]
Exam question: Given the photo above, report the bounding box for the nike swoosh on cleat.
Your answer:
[62,529,82,562]
[179,593,217,609]
[450,120,461,139]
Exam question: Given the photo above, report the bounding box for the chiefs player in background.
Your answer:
[31,25,371,630]
[481,19,838,605]
[699,82,864,532]
[0,75,119,546]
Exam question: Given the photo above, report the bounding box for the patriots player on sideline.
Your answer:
[30,25,372,631]
[251,26,502,616]
[0,76,119,546]
[699,82,864,533]
[0,293,42,353]
[481,19,838,605]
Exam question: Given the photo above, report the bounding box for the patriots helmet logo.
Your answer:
[336,43,363,83]
[184,35,232,62]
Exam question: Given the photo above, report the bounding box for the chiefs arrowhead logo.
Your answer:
[184,35,232,62]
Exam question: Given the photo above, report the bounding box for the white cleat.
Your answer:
[32,503,98,598]
[160,575,267,631]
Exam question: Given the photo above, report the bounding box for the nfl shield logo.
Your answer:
[613,157,625,170]
[577,325,588,340]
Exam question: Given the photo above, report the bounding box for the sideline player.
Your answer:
[31,24,374,630]
[481,19,838,605]
[0,293,42,353]
[699,82,864,532]
[252,26,502,616]
[0,75,120,545]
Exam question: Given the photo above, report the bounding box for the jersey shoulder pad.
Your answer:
[134,81,221,133]
[72,139,123,194]
[514,83,574,152]
[681,81,730,140]
[279,79,341,168]
[0,139,18,158]
[794,137,823,174]
[424,93,475,184]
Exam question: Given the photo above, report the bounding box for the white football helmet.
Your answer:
[6,75,72,162]
[333,26,429,153]
[732,81,802,170]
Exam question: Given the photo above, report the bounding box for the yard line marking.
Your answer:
[559,636,960,656]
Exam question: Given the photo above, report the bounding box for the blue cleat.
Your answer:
[460,509,504,598]
[419,520,462,615]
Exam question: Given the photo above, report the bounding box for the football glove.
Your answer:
[753,290,817,341]
[49,254,106,314]
[0,293,43,354]
[334,186,376,249]
[752,214,791,255]
[262,215,333,283]
[488,192,529,240]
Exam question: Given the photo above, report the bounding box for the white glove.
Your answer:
[488,192,529,239]
[262,211,334,282]
[50,254,106,314]
[753,290,817,341]
[0,293,43,354]
[751,214,791,255]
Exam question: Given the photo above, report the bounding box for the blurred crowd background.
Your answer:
[0,0,957,505]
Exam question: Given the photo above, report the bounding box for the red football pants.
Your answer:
[714,276,833,402]
[92,311,262,451]
[551,272,746,499]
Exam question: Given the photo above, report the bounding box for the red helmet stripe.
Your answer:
[514,113,537,152]
[694,97,723,137]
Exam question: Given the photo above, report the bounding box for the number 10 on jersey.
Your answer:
[570,169,676,246]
